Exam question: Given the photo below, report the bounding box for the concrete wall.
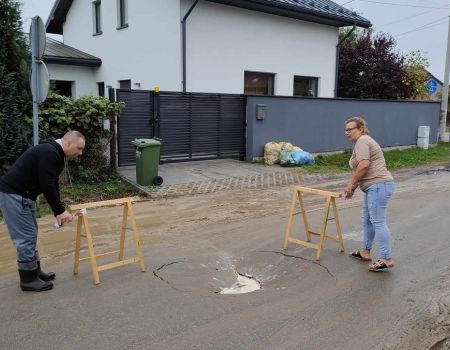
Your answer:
[246,96,441,160]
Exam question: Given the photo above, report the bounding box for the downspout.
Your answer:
[182,0,200,93]
[334,24,356,97]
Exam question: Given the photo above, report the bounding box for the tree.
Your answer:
[0,0,32,174]
[403,50,429,100]
[338,30,410,99]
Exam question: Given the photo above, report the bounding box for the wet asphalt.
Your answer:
[1,165,450,349]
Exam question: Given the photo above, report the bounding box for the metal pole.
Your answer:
[440,16,450,141]
[334,25,356,98]
[181,0,200,93]
[31,17,40,146]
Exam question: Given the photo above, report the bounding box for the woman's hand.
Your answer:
[344,182,355,199]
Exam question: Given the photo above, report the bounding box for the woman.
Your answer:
[344,117,395,272]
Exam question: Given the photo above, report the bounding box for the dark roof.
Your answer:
[46,0,371,34]
[46,0,72,34]
[43,37,102,67]
[207,0,371,28]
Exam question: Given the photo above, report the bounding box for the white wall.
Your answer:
[182,1,338,96]
[46,63,98,98]
[58,0,338,97]
[62,0,182,93]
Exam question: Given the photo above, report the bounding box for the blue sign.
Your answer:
[426,79,438,94]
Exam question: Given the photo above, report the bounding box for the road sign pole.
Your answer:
[440,16,450,141]
[31,17,40,146]
[30,16,48,146]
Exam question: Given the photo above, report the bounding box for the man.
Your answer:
[0,130,85,292]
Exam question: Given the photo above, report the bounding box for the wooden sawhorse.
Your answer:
[283,186,345,261]
[69,198,145,284]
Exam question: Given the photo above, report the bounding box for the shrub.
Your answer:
[37,91,124,183]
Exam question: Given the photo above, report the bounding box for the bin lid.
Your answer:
[131,138,162,148]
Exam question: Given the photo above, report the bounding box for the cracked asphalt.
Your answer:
[2,164,450,349]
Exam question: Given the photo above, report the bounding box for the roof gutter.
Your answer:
[334,25,356,97]
[43,56,102,67]
[182,0,200,93]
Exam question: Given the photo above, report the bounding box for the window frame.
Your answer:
[92,0,102,36]
[293,75,319,97]
[50,80,74,97]
[244,71,275,96]
[119,79,132,90]
[116,0,128,30]
[97,82,105,97]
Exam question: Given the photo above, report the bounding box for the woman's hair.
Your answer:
[345,116,369,135]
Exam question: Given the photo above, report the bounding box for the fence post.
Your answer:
[108,87,118,173]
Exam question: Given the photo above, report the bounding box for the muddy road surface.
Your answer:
[2,165,450,349]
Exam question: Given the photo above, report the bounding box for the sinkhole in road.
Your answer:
[219,273,261,294]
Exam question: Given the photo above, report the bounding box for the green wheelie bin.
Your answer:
[131,138,163,186]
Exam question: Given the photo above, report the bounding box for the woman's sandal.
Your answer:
[349,250,372,261]
[368,259,394,272]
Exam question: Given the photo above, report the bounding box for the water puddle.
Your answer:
[219,273,261,294]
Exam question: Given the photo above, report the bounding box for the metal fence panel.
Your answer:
[117,89,154,166]
[158,92,246,162]
[117,90,246,165]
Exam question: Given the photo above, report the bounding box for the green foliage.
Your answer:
[60,176,138,204]
[294,143,450,174]
[338,29,429,100]
[37,91,124,183]
[403,51,430,100]
[34,92,73,137]
[0,0,32,174]
[384,142,450,169]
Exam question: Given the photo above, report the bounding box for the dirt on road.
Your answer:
[2,163,450,350]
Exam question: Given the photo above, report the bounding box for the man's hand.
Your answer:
[56,210,73,227]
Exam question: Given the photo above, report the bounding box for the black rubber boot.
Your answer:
[35,251,55,281]
[18,260,53,292]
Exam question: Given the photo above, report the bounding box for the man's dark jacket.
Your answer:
[0,140,65,215]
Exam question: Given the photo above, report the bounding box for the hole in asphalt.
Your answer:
[219,272,261,295]
[153,249,331,295]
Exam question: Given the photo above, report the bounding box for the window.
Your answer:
[92,1,102,35]
[244,71,274,95]
[117,0,128,29]
[119,79,131,90]
[50,80,73,97]
[293,76,318,97]
[97,82,105,97]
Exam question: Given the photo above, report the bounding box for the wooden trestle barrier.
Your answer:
[69,198,145,284]
[283,186,345,261]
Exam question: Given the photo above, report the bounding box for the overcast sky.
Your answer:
[20,0,450,80]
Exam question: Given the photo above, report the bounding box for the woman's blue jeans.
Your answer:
[362,181,395,259]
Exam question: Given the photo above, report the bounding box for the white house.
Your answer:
[45,0,371,98]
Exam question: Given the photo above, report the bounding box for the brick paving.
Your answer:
[124,170,349,198]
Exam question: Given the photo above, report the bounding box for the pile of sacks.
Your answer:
[264,141,315,167]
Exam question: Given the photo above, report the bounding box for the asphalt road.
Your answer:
[2,167,450,349]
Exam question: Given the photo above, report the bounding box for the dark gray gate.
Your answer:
[116,89,155,166]
[116,90,246,166]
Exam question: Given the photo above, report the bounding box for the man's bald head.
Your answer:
[62,131,85,158]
